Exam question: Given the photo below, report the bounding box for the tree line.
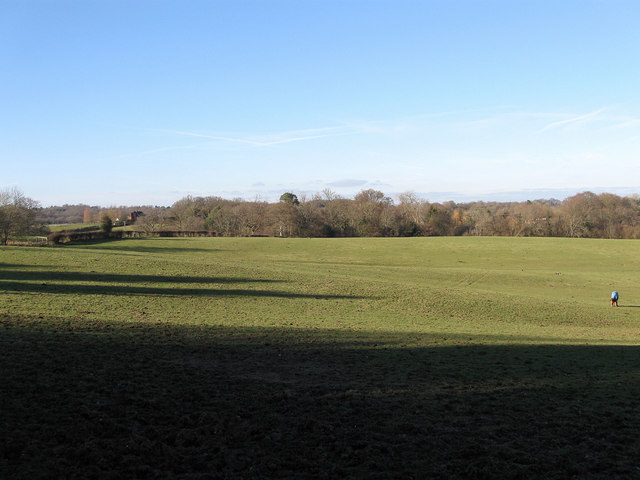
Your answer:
[4,187,640,245]
[134,189,640,239]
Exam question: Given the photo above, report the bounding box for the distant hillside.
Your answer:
[36,205,148,225]
[36,205,97,225]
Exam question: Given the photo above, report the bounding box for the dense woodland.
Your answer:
[35,190,640,239]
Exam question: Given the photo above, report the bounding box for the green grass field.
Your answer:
[46,223,99,232]
[2,237,640,478]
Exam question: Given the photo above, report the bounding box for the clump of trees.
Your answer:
[0,188,42,245]
[142,189,640,239]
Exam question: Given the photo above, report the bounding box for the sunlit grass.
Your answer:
[3,236,637,342]
[2,237,640,478]
[46,223,99,232]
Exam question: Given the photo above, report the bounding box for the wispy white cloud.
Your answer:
[91,125,357,163]
[151,107,595,151]
[331,108,562,137]
[163,125,354,147]
[536,107,606,133]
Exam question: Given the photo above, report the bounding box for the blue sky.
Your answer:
[2,0,639,206]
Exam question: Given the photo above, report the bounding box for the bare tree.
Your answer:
[321,188,340,201]
[561,192,599,238]
[237,201,267,236]
[354,189,393,236]
[169,196,205,230]
[136,207,169,233]
[206,203,241,236]
[0,187,40,245]
[397,192,424,225]
[272,201,299,237]
[320,197,352,236]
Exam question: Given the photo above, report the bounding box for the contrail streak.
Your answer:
[537,107,606,133]
[164,125,353,147]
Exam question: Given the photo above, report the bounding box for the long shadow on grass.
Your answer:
[0,281,362,299]
[0,267,359,299]
[0,264,38,269]
[2,316,639,479]
[0,269,283,285]
[60,238,219,255]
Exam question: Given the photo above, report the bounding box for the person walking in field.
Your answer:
[611,291,619,307]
